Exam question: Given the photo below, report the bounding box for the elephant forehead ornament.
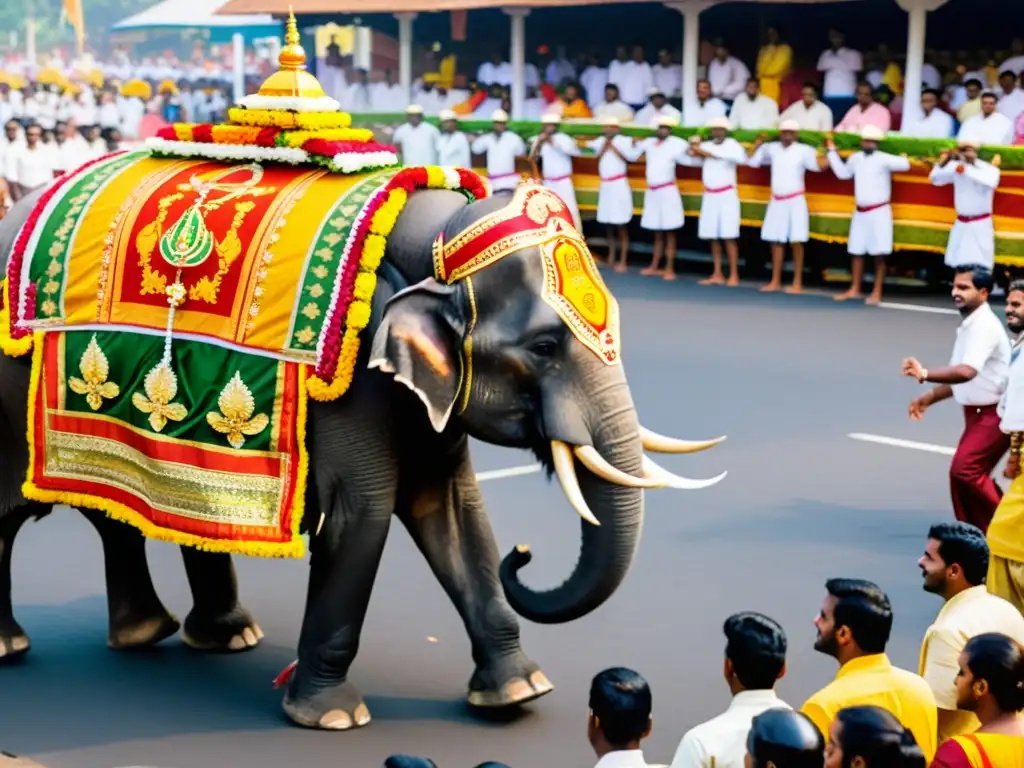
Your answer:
[432,181,620,364]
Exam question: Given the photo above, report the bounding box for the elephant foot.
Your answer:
[108,611,181,650]
[181,604,263,653]
[283,680,372,731]
[467,652,554,708]
[0,621,30,662]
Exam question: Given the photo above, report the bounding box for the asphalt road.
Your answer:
[3,269,976,768]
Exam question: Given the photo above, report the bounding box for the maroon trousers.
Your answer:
[950,404,1010,532]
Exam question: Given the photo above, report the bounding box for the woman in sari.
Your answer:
[755,27,793,105]
[825,706,926,767]
[931,633,1024,767]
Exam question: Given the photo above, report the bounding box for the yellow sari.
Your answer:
[755,43,792,104]
[933,733,1024,768]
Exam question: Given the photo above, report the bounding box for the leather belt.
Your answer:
[958,213,992,223]
[856,201,890,213]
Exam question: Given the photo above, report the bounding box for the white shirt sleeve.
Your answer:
[885,152,912,173]
[669,731,708,768]
[803,145,823,173]
[552,133,580,156]
[471,134,493,154]
[746,143,771,168]
[960,320,1001,373]
[817,50,836,72]
[1001,358,1024,432]
[827,149,854,180]
[964,162,1000,189]
[930,162,957,185]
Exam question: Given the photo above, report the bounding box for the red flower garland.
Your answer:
[5,152,124,343]
[300,138,398,156]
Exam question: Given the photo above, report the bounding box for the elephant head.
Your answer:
[369,182,725,625]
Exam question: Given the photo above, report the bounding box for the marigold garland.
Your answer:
[306,166,489,401]
[227,107,353,131]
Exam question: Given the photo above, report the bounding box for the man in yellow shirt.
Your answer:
[918,522,1024,743]
[801,578,938,760]
[755,27,792,105]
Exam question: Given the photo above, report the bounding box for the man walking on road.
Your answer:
[902,264,1011,532]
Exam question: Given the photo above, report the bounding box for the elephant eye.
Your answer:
[530,339,559,358]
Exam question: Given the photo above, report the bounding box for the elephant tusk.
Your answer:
[551,441,602,526]
[573,445,666,489]
[642,455,727,490]
[640,426,726,455]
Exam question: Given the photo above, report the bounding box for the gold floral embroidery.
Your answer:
[206,371,270,449]
[68,334,121,411]
[132,362,188,432]
[294,326,315,345]
[301,302,320,320]
[308,284,325,299]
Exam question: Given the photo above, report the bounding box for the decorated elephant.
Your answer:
[0,16,725,731]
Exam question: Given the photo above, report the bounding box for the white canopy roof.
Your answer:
[114,0,279,31]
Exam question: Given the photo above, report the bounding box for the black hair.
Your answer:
[835,706,926,768]
[921,88,942,99]
[802,82,819,93]
[1008,278,1024,295]
[963,633,1024,712]
[1001,70,1018,80]
[981,91,999,101]
[746,708,824,768]
[383,756,438,768]
[747,77,760,86]
[724,612,787,690]
[825,579,893,654]
[856,80,874,90]
[928,522,989,586]
[965,78,983,89]
[588,667,652,746]
[605,83,619,92]
[473,764,512,768]
[954,264,994,292]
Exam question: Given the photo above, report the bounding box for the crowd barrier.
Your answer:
[349,115,1024,268]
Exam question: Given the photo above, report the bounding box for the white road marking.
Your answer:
[848,432,955,456]
[475,463,543,482]
[877,301,958,316]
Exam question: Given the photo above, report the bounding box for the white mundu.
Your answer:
[827,149,911,256]
[636,135,688,230]
[534,133,582,229]
[686,138,746,241]
[436,131,471,168]
[471,131,527,193]
[930,159,1000,269]
[587,134,642,225]
[748,142,821,243]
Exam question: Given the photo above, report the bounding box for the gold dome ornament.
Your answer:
[256,7,326,100]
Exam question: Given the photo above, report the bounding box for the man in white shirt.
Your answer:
[779,83,834,132]
[685,116,747,287]
[593,84,636,124]
[904,264,1011,529]
[634,88,681,128]
[636,115,688,280]
[346,69,372,114]
[391,105,440,167]
[728,78,779,131]
[817,28,863,118]
[587,667,657,768]
[545,47,576,88]
[53,119,91,175]
[826,125,911,305]
[707,40,749,103]
[610,45,654,111]
[930,138,1000,270]
[587,117,641,270]
[580,56,610,109]
[529,114,581,229]
[958,92,1015,146]
[747,119,826,294]
[998,71,1024,123]
[902,89,954,139]
[470,109,526,194]
[477,53,512,88]
[435,110,470,168]
[670,613,789,768]
[917,522,1024,742]
[683,80,727,128]
[652,50,682,99]
[1000,39,1024,77]
[7,123,56,200]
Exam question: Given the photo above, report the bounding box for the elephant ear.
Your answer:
[368,277,467,433]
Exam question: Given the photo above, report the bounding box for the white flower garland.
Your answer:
[146,138,310,165]
[235,94,342,113]
[330,151,399,173]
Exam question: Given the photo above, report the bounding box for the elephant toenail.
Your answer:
[11,636,29,652]
[241,627,257,646]
[253,624,265,640]
[529,671,553,691]
[353,703,371,725]
[227,634,247,651]
[319,710,353,730]
[504,678,533,702]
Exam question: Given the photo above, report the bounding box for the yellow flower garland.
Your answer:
[0,279,33,357]
[228,107,353,130]
[279,128,375,147]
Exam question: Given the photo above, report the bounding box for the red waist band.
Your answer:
[958,213,992,223]
[544,175,572,182]
[705,184,735,194]
[601,174,627,182]
[489,172,518,180]
[856,201,890,213]
[772,190,805,201]
[648,181,676,191]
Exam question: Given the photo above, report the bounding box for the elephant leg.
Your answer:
[282,493,393,731]
[0,505,38,660]
[179,548,262,652]
[396,444,553,709]
[78,508,181,650]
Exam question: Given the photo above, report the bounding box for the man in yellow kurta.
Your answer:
[756,27,792,104]
[988,280,1024,612]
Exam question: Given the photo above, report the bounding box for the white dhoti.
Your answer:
[596,176,634,226]
[640,183,684,231]
[544,176,581,230]
[698,186,740,241]
[944,214,995,270]
[489,172,520,194]
[848,203,894,257]
[761,193,809,244]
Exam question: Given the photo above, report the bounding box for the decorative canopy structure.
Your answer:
[217,0,858,14]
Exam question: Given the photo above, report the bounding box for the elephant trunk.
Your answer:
[499,372,644,625]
